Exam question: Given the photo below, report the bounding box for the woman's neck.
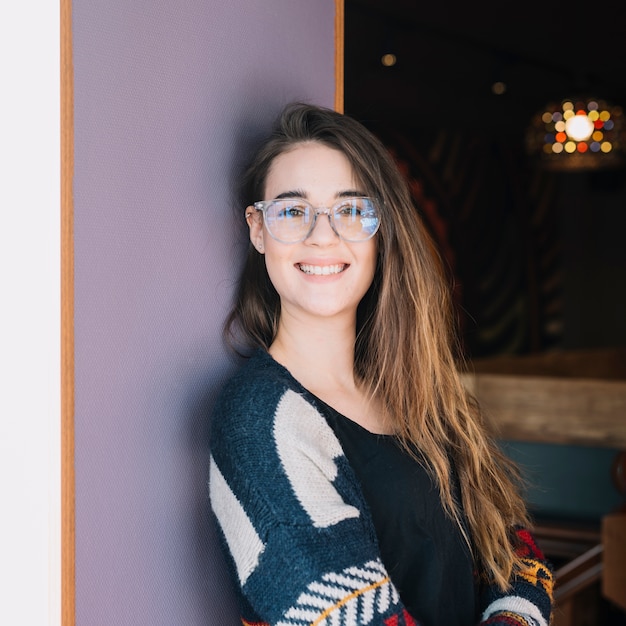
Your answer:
[268,313,391,435]
[269,314,357,391]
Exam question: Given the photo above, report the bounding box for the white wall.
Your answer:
[0,3,61,625]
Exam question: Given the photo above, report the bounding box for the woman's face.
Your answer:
[247,142,377,325]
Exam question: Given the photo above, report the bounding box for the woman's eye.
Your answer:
[279,204,306,218]
[337,203,359,216]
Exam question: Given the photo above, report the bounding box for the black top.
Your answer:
[318,400,479,626]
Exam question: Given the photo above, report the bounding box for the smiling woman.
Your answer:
[246,142,378,328]
[208,102,555,626]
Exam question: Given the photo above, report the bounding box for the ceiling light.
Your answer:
[491,81,506,96]
[381,53,397,67]
[526,97,625,171]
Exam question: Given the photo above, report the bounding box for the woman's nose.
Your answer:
[305,210,339,244]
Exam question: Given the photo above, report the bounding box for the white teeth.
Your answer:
[298,264,345,275]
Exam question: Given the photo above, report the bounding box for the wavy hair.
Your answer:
[225,102,530,590]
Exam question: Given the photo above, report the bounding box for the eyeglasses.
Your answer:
[252,197,381,243]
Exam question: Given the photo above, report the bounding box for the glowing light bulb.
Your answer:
[565,114,594,141]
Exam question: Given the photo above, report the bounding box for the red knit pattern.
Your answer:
[514,528,545,560]
[384,608,419,626]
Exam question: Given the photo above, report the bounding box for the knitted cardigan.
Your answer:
[209,350,554,626]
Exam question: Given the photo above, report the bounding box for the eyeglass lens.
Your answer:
[263,198,379,242]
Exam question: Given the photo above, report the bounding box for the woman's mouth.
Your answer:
[297,263,347,275]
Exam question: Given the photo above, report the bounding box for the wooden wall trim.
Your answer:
[462,373,626,449]
[334,0,344,113]
[61,0,75,622]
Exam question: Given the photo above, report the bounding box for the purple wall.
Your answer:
[72,1,336,623]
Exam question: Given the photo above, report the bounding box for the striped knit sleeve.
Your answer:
[479,528,554,626]
[209,387,421,626]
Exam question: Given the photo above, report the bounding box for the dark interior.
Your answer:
[344,0,626,365]
[345,8,626,619]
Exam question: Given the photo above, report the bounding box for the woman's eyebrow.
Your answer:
[273,189,367,201]
[274,189,307,200]
[337,189,367,198]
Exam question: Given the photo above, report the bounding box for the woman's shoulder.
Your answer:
[215,349,294,404]
[210,349,303,440]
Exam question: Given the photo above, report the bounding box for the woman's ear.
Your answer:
[245,207,265,253]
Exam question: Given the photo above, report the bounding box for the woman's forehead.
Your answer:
[263,143,361,201]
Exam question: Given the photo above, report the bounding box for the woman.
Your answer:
[209,102,553,626]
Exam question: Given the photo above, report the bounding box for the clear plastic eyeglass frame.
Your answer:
[252,196,381,244]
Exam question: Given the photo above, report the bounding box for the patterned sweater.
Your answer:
[209,350,554,626]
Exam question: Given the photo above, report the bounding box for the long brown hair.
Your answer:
[225,102,530,590]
